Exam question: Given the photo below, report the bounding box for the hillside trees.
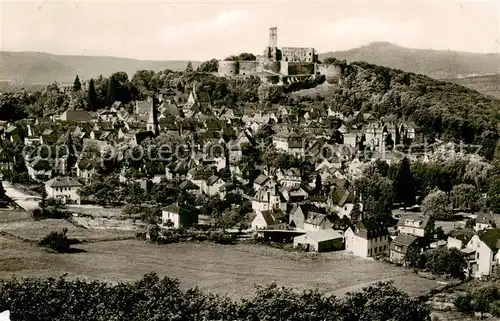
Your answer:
[422,188,452,220]
[393,157,416,210]
[197,59,219,72]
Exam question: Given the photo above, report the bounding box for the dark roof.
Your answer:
[476,213,493,225]
[46,176,82,188]
[254,174,269,185]
[179,180,200,190]
[478,228,500,251]
[392,234,418,247]
[162,202,198,215]
[304,212,330,226]
[260,210,286,226]
[396,214,432,229]
[355,220,389,239]
[62,110,91,122]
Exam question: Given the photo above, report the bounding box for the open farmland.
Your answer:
[0,219,136,242]
[0,234,444,299]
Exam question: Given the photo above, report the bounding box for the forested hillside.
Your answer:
[327,59,499,159]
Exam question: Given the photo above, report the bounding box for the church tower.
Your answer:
[146,96,159,135]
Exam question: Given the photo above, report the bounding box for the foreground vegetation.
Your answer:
[0,273,430,321]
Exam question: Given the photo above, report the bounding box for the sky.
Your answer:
[1,0,499,61]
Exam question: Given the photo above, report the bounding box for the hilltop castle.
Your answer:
[218,27,343,84]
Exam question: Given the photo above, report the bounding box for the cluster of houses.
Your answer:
[4,81,497,279]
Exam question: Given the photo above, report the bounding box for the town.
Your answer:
[0,24,499,321]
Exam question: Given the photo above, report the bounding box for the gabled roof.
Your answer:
[355,220,389,239]
[197,91,211,104]
[476,213,494,225]
[478,228,500,251]
[254,174,269,185]
[391,234,418,247]
[304,212,330,226]
[179,180,200,190]
[45,176,82,188]
[304,229,343,243]
[207,175,224,186]
[260,210,286,226]
[396,214,432,229]
[162,202,198,215]
[62,110,91,122]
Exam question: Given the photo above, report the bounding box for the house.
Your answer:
[26,157,52,181]
[251,185,287,213]
[289,204,327,230]
[276,168,301,188]
[344,220,390,258]
[389,234,419,265]
[475,213,495,231]
[161,202,199,229]
[205,175,226,197]
[464,229,500,278]
[253,174,270,191]
[293,229,343,252]
[45,176,82,204]
[303,212,333,232]
[251,210,287,230]
[396,214,434,238]
[281,186,309,204]
[76,159,98,183]
[179,180,201,195]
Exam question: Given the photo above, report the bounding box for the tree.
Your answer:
[0,180,6,201]
[322,57,337,65]
[73,75,82,91]
[424,247,466,278]
[197,59,219,72]
[422,188,452,220]
[258,83,284,103]
[107,75,118,105]
[186,61,193,72]
[405,246,425,268]
[452,184,480,212]
[339,281,430,321]
[471,285,499,318]
[38,228,71,253]
[393,157,416,211]
[87,78,98,111]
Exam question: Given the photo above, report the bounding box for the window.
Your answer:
[383,245,386,251]
[374,247,378,254]
[477,252,480,259]
[379,246,382,252]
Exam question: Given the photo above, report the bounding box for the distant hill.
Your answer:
[448,74,500,99]
[0,51,201,84]
[319,42,500,80]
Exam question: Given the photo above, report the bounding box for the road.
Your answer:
[4,182,40,211]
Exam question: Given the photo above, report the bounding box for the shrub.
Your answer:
[38,229,71,253]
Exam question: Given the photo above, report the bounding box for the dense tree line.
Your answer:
[0,274,430,321]
[329,60,499,160]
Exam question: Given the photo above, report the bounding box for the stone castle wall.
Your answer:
[239,61,260,75]
[218,60,239,77]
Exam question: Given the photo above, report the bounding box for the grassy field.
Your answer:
[0,209,31,223]
[0,230,444,299]
[0,218,136,242]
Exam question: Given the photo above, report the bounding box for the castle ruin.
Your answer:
[218,27,342,84]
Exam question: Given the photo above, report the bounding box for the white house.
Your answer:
[251,210,287,231]
[475,213,494,232]
[161,202,199,229]
[344,220,390,258]
[251,185,287,213]
[303,212,333,232]
[45,176,83,204]
[396,214,434,238]
[276,168,301,188]
[205,175,226,197]
[465,229,500,279]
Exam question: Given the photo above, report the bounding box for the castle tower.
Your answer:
[269,27,277,48]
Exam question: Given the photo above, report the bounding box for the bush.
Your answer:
[32,207,69,220]
[38,229,71,253]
